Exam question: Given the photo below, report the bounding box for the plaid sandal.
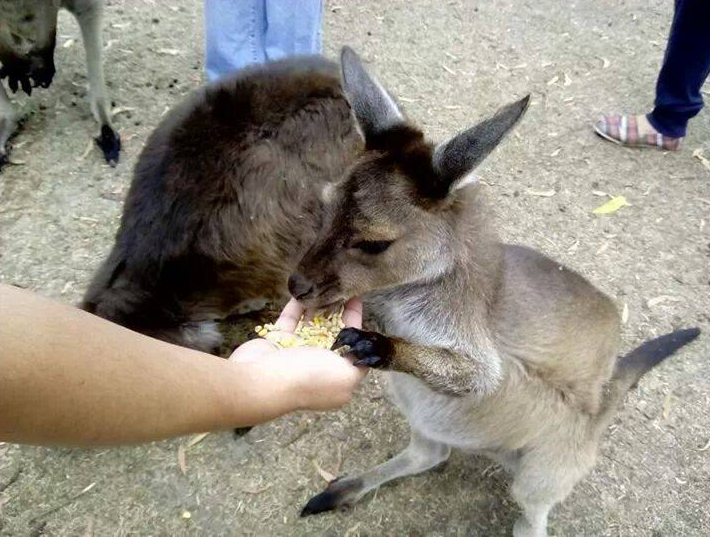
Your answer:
[594,115,682,151]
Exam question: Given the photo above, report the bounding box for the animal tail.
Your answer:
[596,327,701,428]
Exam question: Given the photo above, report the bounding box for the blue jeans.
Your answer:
[647,0,710,138]
[205,0,323,82]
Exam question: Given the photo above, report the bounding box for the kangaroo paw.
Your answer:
[331,327,393,369]
[95,125,121,166]
[300,477,364,517]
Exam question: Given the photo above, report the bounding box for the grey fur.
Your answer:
[340,46,404,138]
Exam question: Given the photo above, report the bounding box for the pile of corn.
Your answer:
[254,308,345,350]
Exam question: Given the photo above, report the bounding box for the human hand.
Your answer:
[228,298,368,411]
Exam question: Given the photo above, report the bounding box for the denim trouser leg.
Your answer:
[647,0,710,138]
[205,0,323,83]
[264,0,323,61]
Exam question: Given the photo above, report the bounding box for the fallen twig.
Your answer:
[28,482,96,526]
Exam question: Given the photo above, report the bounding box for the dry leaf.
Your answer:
[698,438,710,451]
[157,48,181,56]
[646,295,681,308]
[621,303,629,324]
[177,445,187,475]
[78,139,94,161]
[592,190,608,197]
[312,460,336,482]
[549,148,561,157]
[692,148,710,171]
[62,38,75,48]
[601,57,610,68]
[345,522,362,537]
[592,196,629,215]
[526,189,556,197]
[662,392,672,421]
[111,22,131,29]
[563,73,572,86]
[111,106,135,118]
[186,432,209,448]
[334,444,343,476]
[241,484,272,494]
[546,75,559,86]
[82,518,94,537]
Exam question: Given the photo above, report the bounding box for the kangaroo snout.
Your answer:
[288,273,315,300]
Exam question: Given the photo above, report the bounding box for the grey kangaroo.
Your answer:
[82,47,700,536]
[0,0,120,170]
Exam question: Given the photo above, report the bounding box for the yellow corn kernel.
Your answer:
[253,308,344,350]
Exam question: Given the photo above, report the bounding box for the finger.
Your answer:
[342,296,363,329]
[273,298,304,333]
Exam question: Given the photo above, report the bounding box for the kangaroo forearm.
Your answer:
[387,339,483,395]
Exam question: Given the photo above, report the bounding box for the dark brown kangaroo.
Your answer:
[82,56,362,350]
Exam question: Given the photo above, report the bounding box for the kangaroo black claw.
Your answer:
[7,75,18,94]
[20,75,32,96]
[95,125,121,166]
[300,477,363,517]
[332,327,393,369]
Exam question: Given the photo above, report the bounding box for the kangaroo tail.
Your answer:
[597,327,701,427]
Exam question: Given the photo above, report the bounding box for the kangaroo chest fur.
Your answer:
[365,281,512,451]
[363,240,621,454]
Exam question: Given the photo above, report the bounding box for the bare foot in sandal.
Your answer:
[594,114,683,150]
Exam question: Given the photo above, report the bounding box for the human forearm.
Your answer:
[0,284,298,446]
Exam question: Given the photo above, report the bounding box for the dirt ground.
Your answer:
[1,0,709,535]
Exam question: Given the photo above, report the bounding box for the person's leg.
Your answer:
[264,0,323,62]
[648,0,710,138]
[204,0,267,82]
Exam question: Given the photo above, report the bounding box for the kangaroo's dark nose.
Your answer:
[288,273,315,300]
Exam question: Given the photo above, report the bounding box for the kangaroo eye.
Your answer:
[353,240,393,255]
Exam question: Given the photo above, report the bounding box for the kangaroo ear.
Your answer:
[340,46,405,140]
[432,95,530,192]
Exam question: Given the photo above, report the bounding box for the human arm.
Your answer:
[0,284,366,446]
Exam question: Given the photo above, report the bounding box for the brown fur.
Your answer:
[82,56,362,349]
